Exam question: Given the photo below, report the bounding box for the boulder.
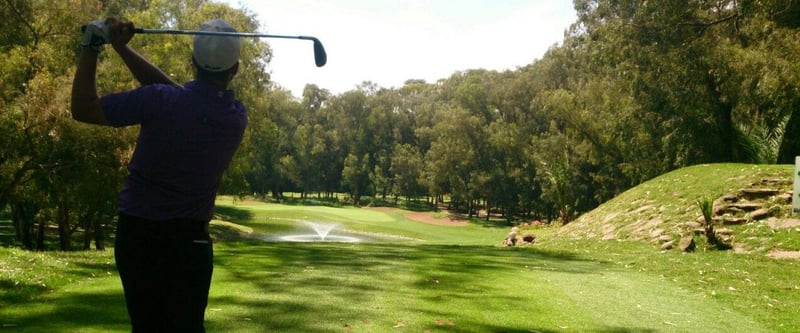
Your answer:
[679,235,696,252]
[728,202,763,211]
[649,228,664,238]
[776,192,793,204]
[685,221,702,229]
[740,188,780,200]
[521,233,536,243]
[722,217,748,225]
[715,228,733,235]
[713,202,728,215]
[749,208,770,221]
[661,240,676,250]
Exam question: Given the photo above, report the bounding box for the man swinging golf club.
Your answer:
[71,18,247,332]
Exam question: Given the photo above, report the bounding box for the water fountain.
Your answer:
[305,221,336,240]
[277,221,361,242]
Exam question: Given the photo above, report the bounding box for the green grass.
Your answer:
[202,241,773,332]
[1,163,800,332]
[560,163,794,246]
[0,247,124,331]
[2,238,787,332]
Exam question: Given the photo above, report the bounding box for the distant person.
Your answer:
[71,18,247,332]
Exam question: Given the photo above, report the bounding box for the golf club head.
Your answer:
[311,38,327,67]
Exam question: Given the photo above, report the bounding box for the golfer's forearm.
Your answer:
[114,44,176,86]
[71,49,107,125]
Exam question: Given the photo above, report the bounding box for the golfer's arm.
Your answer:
[113,44,177,86]
[71,49,109,125]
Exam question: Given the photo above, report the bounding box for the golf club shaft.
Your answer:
[133,28,327,67]
[134,28,316,42]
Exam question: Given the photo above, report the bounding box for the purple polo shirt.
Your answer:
[100,80,247,221]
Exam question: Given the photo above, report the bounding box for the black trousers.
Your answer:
[115,213,213,333]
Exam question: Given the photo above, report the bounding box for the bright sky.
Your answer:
[221,0,577,97]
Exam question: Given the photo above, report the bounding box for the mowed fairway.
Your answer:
[204,242,767,332]
[1,199,771,332]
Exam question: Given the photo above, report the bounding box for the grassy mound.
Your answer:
[559,163,798,253]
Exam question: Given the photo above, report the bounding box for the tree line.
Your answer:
[2,0,799,250]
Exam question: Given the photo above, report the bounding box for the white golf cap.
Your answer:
[192,19,241,72]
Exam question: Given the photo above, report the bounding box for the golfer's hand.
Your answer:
[107,18,135,51]
[80,20,109,52]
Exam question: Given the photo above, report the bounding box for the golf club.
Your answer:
[133,28,327,67]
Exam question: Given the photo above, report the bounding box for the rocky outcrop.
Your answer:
[654,177,793,252]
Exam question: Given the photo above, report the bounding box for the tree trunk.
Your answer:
[706,74,736,162]
[11,202,37,250]
[485,198,491,221]
[94,219,106,251]
[57,203,71,251]
[36,219,46,251]
[83,219,92,250]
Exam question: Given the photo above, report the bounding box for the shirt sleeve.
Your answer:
[100,84,168,128]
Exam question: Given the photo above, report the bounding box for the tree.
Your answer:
[425,106,485,216]
[341,153,370,205]
[391,143,425,203]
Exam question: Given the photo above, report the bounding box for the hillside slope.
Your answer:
[558,164,798,253]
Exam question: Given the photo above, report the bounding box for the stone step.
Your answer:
[739,188,780,200]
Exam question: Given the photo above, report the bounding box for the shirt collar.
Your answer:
[185,80,235,102]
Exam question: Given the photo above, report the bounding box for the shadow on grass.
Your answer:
[445,326,657,333]
[1,242,636,333]
[216,242,602,275]
[0,278,49,309]
[214,205,255,221]
[0,288,128,332]
[203,242,616,332]
[598,328,658,333]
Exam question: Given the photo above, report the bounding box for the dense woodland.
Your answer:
[2,0,799,250]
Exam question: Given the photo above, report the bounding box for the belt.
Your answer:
[119,212,210,233]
